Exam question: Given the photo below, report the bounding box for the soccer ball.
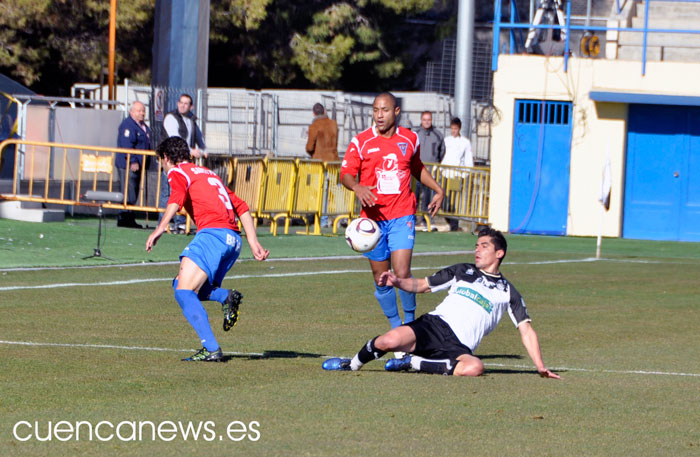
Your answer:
[345,218,381,253]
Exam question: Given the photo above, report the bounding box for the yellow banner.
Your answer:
[80,154,113,173]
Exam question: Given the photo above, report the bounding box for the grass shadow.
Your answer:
[478,354,524,360]
[221,350,324,362]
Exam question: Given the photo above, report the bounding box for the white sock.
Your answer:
[350,354,364,371]
[410,356,424,371]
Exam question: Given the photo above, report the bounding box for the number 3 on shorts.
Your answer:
[208,177,233,210]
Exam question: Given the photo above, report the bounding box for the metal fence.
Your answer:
[70,84,458,159]
[1,139,490,235]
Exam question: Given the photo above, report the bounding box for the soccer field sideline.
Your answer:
[1,339,698,378]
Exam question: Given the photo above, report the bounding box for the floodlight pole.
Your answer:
[108,0,117,106]
[454,0,474,137]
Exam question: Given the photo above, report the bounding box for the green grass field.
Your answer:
[1,218,699,456]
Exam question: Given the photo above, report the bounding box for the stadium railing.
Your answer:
[415,163,490,231]
[1,140,489,235]
[0,138,160,210]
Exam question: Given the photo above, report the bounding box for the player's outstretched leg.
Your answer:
[322,358,352,371]
[322,336,388,371]
[385,355,413,372]
[222,289,243,331]
[386,355,456,375]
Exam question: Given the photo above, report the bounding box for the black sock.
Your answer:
[357,337,387,364]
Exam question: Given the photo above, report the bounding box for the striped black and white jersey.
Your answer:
[426,263,531,352]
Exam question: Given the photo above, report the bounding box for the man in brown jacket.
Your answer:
[306,103,338,162]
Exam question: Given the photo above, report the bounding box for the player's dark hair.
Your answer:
[157,137,191,164]
[478,227,507,264]
[450,117,462,128]
[312,103,325,115]
[375,92,397,109]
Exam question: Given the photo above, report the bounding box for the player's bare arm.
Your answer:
[378,271,430,294]
[238,210,269,261]
[518,321,561,379]
[341,173,377,207]
[146,202,180,252]
[417,167,445,217]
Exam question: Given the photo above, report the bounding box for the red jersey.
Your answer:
[167,162,249,231]
[341,126,424,221]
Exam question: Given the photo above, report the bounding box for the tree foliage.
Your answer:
[0,0,153,95]
[1,0,450,94]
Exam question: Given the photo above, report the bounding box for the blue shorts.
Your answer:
[364,215,416,262]
[180,228,242,287]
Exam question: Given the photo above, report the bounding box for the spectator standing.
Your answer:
[116,101,150,228]
[414,111,444,227]
[306,103,339,227]
[305,103,338,162]
[160,93,207,231]
[441,117,473,231]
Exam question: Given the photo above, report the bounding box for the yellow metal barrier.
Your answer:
[324,162,358,234]
[229,157,265,224]
[293,159,325,235]
[434,164,490,224]
[0,139,164,213]
[259,158,297,235]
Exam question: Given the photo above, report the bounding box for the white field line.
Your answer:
[0,251,475,272]
[0,257,672,292]
[3,252,686,273]
[1,340,698,378]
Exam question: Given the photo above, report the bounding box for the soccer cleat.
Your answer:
[182,347,224,362]
[385,355,412,372]
[222,289,243,331]
[322,358,352,371]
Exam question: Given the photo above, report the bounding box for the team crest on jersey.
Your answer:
[466,268,474,275]
[397,142,408,156]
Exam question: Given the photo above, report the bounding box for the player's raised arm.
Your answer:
[238,210,269,261]
[378,271,430,294]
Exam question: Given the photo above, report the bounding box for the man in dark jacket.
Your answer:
[116,101,150,228]
[161,93,206,231]
[414,111,444,226]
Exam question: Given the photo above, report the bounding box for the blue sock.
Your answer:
[374,285,402,328]
[208,288,229,304]
[398,289,416,323]
[174,289,219,352]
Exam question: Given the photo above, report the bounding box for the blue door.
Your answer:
[624,104,700,241]
[510,100,572,235]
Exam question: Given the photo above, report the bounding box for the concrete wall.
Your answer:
[490,54,700,237]
[22,106,124,180]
